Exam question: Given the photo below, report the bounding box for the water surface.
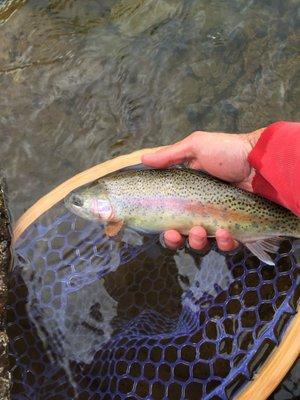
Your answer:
[0,0,299,220]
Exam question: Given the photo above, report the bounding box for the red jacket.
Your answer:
[248,121,300,216]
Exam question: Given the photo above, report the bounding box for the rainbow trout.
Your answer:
[65,167,300,265]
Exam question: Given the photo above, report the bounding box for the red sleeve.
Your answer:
[248,121,300,216]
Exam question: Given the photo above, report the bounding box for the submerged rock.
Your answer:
[0,181,10,400]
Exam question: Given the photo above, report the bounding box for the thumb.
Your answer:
[142,141,192,168]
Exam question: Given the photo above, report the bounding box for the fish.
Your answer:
[65,167,300,265]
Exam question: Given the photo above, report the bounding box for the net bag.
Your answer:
[9,149,300,400]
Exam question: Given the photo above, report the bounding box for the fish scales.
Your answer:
[65,168,300,265]
[103,169,299,239]
[95,169,299,239]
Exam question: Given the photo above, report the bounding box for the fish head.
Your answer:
[65,184,115,222]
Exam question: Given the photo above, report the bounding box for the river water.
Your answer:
[0,0,299,220]
[0,0,299,399]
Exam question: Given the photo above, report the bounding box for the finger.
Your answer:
[163,230,184,250]
[142,140,193,168]
[216,229,239,252]
[188,226,209,251]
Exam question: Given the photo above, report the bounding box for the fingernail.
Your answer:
[219,238,229,244]
[159,232,167,248]
[159,233,184,250]
[185,239,212,256]
[233,240,239,248]
[193,237,207,246]
[218,240,241,255]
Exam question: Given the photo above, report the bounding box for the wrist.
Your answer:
[247,128,265,149]
[236,128,265,193]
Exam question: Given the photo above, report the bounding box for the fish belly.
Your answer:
[123,199,245,236]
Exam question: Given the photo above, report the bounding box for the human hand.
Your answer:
[142,128,263,252]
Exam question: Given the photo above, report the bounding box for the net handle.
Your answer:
[12,147,300,400]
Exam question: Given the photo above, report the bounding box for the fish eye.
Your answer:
[71,194,83,207]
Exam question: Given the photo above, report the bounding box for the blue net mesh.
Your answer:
[8,203,300,399]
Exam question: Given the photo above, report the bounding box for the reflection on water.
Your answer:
[0,0,299,219]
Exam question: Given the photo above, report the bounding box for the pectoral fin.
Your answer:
[244,237,282,266]
[122,228,144,246]
[105,221,124,237]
